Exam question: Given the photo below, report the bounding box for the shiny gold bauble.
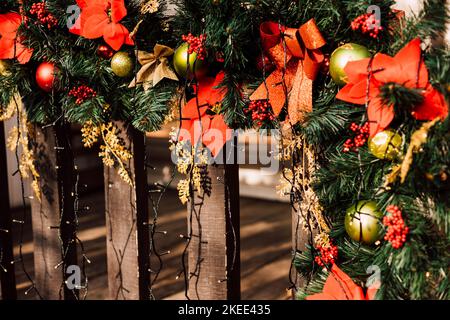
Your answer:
[173,42,207,79]
[111,52,134,77]
[329,43,370,86]
[0,60,11,76]
[345,200,383,245]
[368,129,403,160]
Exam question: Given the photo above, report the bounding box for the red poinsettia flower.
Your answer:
[0,12,33,64]
[306,264,378,300]
[179,72,232,156]
[70,0,134,51]
[336,38,448,136]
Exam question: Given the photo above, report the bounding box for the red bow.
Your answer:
[306,264,378,300]
[179,72,232,156]
[250,20,326,124]
[0,12,33,64]
[70,0,134,51]
[336,38,448,137]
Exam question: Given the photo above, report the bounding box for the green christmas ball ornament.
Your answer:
[111,52,134,77]
[329,43,370,86]
[345,200,383,245]
[368,129,403,160]
[173,42,207,79]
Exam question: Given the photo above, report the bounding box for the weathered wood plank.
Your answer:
[291,204,311,293]
[290,145,318,298]
[188,141,241,300]
[104,122,150,300]
[30,124,78,300]
[0,121,17,300]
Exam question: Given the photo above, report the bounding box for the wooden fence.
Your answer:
[0,121,303,300]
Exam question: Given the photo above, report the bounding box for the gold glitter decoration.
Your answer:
[141,0,159,14]
[92,122,134,186]
[277,133,330,236]
[170,128,210,204]
[3,93,41,201]
[81,120,100,148]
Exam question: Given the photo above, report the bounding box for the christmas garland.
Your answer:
[0,0,448,300]
[0,0,178,186]
[170,0,449,300]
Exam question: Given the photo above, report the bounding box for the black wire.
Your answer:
[12,96,43,299]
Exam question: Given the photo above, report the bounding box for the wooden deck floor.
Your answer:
[11,189,292,300]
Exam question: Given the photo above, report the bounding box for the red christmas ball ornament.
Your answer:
[97,44,114,59]
[321,53,330,75]
[36,62,58,92]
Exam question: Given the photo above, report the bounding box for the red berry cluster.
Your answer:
[343,122,370,152]
[30,2,58,29]
[314,243,338,267]
[383,205,409,249]
[69,85,97,105]
[182,33,207,60]
[351,13,383,39]
[244,100,275,127]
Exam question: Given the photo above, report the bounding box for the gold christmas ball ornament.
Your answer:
[111,52,134,77]
[329,43,370,86]
[345,200,383,245]
[173,42,208,79]
[0,60,11,76]
[369,129,403,160]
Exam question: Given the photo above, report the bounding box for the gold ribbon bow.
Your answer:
[250,19,326,124]
[129,44,178,91]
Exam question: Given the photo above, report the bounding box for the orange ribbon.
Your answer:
[250,19,326,124]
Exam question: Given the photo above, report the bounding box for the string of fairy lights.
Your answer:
[105,170,136,299]
[273,22,338,293]
[176,55,208,300]
[13,95,43,299]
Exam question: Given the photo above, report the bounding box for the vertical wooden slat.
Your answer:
[0,122,17,300]
[224,159,241,299]
[291,205,310,294]
[188,141,241,300]
[290,144,318,298]
[104,121,150,300]
[30,124,78,300]
[31,126,63,299]
[54,121,78,300]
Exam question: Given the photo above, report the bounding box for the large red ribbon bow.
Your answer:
[250,19,326,124]
[306,264,378,300]
[179,72,232,157]
[336,38,448,137]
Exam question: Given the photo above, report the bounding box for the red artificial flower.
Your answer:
[0,12,33,64]
[70,0,134,51]
[179,72,232,156]
[336,38,448,136]
[306,264,378,300]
